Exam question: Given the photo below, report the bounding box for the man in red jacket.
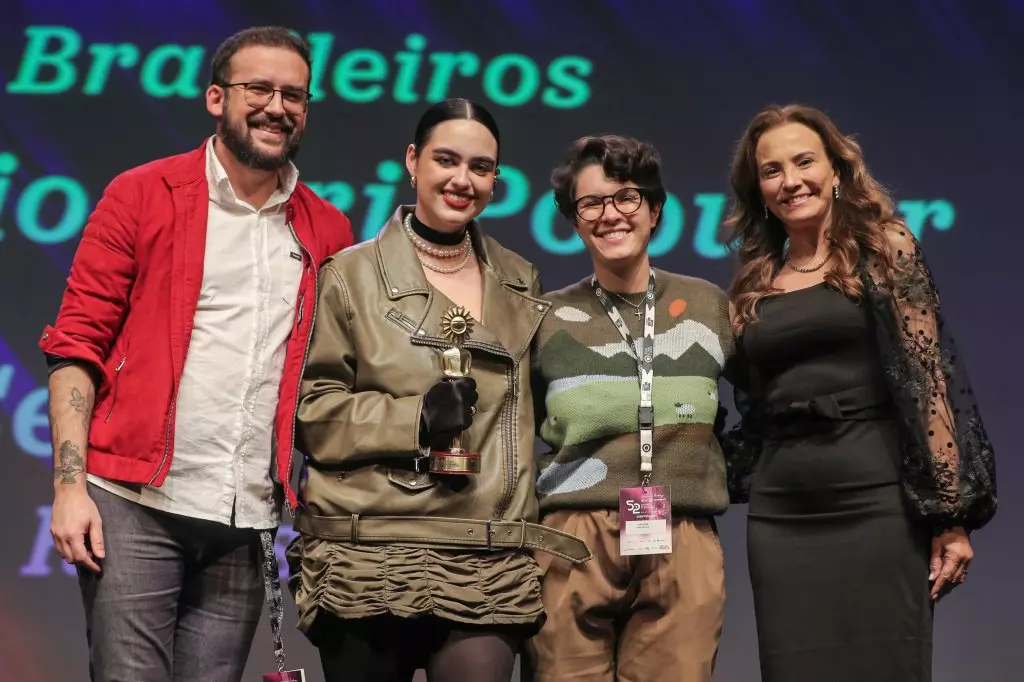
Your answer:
[39,26,353,681]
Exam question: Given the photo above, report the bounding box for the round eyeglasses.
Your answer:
[574,187,647,221]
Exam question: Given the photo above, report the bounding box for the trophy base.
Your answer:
[429,450,482,475]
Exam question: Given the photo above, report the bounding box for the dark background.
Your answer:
[0,1,1019,679]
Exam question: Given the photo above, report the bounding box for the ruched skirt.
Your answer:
[287,535,546,636]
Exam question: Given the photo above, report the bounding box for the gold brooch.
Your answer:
[439,306,475,345]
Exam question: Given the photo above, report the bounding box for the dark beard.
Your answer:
[218,111,302,171]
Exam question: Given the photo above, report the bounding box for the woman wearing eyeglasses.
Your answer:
[285,98,590,682]
[524,135,734,682]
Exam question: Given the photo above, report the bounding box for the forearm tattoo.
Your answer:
[69,386,94,428]
[54,440,85,485]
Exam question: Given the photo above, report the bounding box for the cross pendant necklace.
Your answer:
[612,292,645,319]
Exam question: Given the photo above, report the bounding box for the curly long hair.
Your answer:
[727,104,899,332]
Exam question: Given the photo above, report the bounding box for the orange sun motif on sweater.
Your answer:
[669,298,687,317]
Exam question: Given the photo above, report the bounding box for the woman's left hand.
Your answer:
[929,526,973,600]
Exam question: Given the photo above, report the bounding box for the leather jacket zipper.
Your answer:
[492,362,519,519]
[493,300,546,519]
[385,308,418,334]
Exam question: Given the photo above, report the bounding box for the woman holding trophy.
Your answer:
[286,98,590,682]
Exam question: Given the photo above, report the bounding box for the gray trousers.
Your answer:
[78,482,266,682]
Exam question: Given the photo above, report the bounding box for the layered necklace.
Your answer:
[403,213,474,274]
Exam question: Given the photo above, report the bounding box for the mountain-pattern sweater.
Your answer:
[531,268,735,516]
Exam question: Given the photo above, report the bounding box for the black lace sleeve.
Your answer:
[863,225,997,532]
[721,340,762,505]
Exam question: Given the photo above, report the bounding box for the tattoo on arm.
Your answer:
[54,441,85,485]
[69,386,94,427]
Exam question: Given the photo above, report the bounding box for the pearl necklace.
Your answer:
[403,214,469,258]
[404,213,474,274]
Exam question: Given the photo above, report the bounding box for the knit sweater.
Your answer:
[531,268,735,516]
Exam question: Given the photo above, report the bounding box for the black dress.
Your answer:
[742,282,933,682]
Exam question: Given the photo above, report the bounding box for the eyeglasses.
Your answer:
[219,82,312,113]
[573,187,647,221]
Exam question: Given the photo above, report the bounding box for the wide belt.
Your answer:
[760,384,892,437]
[765,384,890,420]
[294,510,593,564]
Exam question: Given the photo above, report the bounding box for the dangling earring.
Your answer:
[832,183,840,199]
[764,204,769,220]
[487,173,500,202]
[410,176,417,188]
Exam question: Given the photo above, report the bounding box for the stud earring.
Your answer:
[833,183,840,199]
[410,176,417,188]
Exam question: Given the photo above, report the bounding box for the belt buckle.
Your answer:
[486,520,494,550]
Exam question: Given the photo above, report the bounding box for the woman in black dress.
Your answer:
[723,103,997,682]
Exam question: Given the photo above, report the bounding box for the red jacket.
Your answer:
[39,140,353,509]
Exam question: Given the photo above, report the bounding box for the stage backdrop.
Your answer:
[1,1,1020,680]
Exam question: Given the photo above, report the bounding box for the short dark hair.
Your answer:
[413,98,502,163]
[551,134,667,227]
[209,26,312,87]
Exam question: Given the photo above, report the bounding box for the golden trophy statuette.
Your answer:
[430,306,481,475]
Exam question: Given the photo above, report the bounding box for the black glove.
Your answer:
[419,377,478,447]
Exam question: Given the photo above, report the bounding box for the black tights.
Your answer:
[315,613,522,682]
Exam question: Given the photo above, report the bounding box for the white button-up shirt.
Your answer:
[89,137,303,529]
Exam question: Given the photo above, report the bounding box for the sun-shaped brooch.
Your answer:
[440,306,475,345]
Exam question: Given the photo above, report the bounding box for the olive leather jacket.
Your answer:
[292,206,590,563]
